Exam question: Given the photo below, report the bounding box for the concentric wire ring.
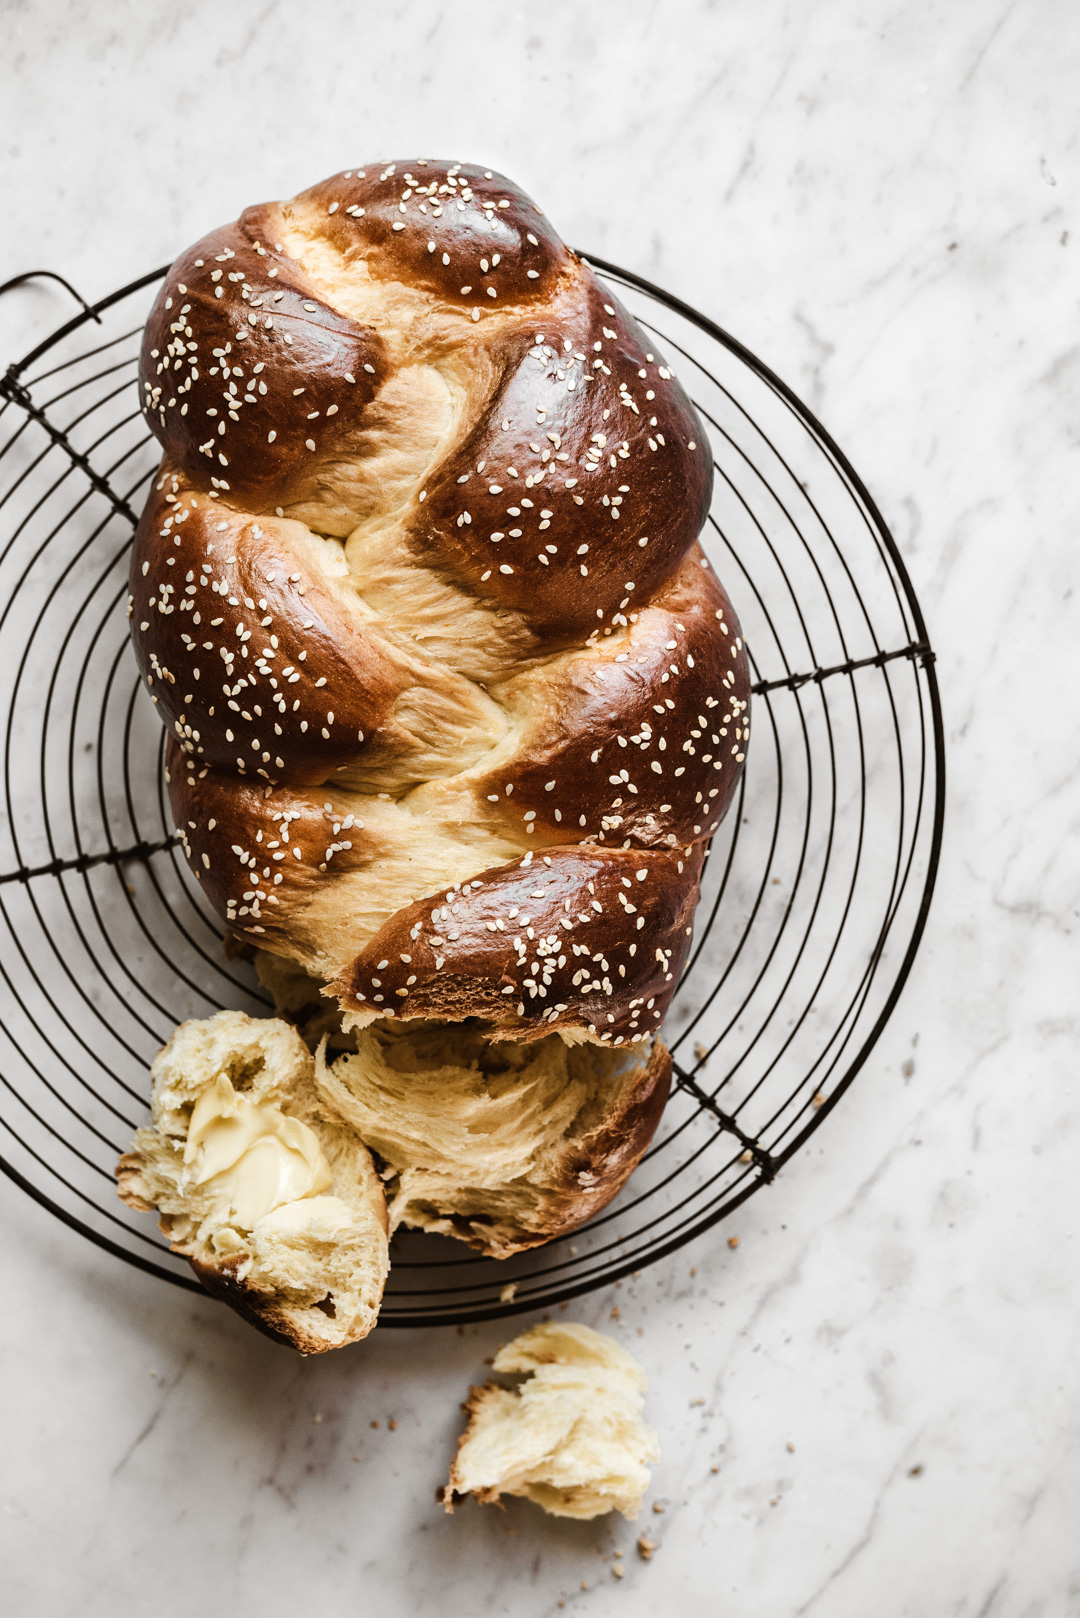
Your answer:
[0,258,944,1325]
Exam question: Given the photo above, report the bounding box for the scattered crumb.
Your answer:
[581,1581,589,1591]
[711,1465,720,1474]
[370,1420,379,1429]
[909,1464,924,1477]
[611,1305,620,1320]
[690,1397,704,1407]
[727,1236,740,1250]
[388,1419,397,1431]
[739,1149,753,1164]
[637,1534,658,1561]
[637,1327,643,1336]
[770,1496,778,1506]
[689,1266,697,1277]
[500,1282,518,1303]
[786,1442,795,1453]
[812,1092,826,1109]
[902,1058,915,1077]
[693,1041,709,1065]
[314,1413,323,1423]
[652,1501,665,1514]
[612,1563,625,1579]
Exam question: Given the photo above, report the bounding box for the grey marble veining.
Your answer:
[2,2,1079,1614]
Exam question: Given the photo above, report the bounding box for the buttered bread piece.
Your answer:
[444,1323,659,1519]
[117,1011,388,1351]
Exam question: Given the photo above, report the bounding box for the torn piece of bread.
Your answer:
[444,1323,659,1519]
[314,1020,671,1258]
[116,1010,389,1352]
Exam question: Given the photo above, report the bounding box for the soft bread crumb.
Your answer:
[116,1011,388,1352]
[444,1322,659,1520]
[315,1019,668,1257]
[256,958,671,1262]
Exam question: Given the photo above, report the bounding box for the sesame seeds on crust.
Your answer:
[334,843,705,1048]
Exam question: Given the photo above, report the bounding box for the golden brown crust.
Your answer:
[473,550,750,850]
[335,848,702,1048]
[404,271,711,639]
[131,484,405,788]
[140,220,387,512]
[282,162,571,310]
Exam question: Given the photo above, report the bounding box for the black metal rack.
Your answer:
[0,258,944,1326]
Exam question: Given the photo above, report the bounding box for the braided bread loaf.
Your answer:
[131,160,750,1059]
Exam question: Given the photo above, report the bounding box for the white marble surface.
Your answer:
[2,2,1079,1613]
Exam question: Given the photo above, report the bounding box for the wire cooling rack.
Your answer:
[0,258,944,1327]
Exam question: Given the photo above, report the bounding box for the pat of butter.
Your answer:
[257,1195,354,1237]
[185,1074,332,1228]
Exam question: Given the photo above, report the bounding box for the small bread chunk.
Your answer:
[315,1021,670,1257]
[116,1011,388,1352]
[444,1323,659,1519]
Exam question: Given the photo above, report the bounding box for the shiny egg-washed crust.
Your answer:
[134,159,751,1039]
[335,846,704,1048]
